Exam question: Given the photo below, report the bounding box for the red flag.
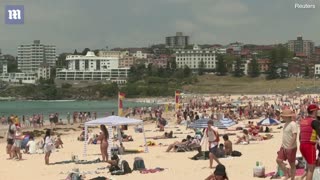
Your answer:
[118,92,125,116]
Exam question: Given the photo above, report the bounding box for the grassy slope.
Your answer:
[183,75,320,94]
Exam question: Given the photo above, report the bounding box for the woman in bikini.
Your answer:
[98,125,109,162]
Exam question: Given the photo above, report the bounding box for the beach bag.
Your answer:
[121,160,132,174]
[231,150,242,157]
[133,157,145,171]
[109,164,121,173]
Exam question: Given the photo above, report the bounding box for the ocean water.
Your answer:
[0,100,156,120]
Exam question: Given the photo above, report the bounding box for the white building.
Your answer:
[0,54,7,74]
[37,63,51,80]
[216,48,227,54]
[0,72,37,84]
[175,44,216,70]
[56,51,129,83]
[315,64,320,75]
[18,40,56,73]
[232,59,251,75]
[133,51,148,59]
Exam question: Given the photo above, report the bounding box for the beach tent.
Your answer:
[257,117,281,126]
[83,116,148,157]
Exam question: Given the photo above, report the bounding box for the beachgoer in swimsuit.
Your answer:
[98,125,109,162]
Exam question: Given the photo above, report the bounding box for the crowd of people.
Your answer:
[5,94,320,179]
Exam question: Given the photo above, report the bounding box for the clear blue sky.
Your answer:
[0,0,319,54]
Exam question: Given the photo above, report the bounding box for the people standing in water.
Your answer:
[44,129,54,165]
[67,112,71,124]
[98,125,109,162]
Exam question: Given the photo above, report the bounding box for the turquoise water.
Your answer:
[0,100,156,120]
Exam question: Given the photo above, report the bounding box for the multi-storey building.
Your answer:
[133,51,148,59]
[37,63,51,80]
[288,36,314,57]
[166,32,189,49]
[257,58,270,73]
[119,56,136,68]
[56,51,129,83]
[0,52,7,74]
[175,44,216,71]
[98,50,129,58]
[18,40,56,72]
[0,72,37,84]
[314,64,320,75]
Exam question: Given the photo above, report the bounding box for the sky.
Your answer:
[0,0,319,54]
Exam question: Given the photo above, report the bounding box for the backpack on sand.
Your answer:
[133,157,145,171]
[231,150,242,157]
[121,160,132,174]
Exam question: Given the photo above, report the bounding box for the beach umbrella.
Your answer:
[257,118,281,126]
[188,118,211,129]
[219,118,236,127]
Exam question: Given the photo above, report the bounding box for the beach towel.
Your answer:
[140,168,164,174]
[124,149,143,153]
[200,132,209,151]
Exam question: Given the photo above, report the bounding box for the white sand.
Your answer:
[1,93,311,180]
[0,117,286,180]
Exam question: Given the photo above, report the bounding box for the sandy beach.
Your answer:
[0,94,310,180]
[0,117,285,180]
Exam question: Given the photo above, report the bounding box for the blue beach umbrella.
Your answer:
[257,118,281,126]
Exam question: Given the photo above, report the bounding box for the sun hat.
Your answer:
[214,164,226,176]
[307,104,319,112]
[281,109,295,117]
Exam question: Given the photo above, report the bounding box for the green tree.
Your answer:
[305,66,310,77]
[183,65,191,77]
[266,49,279,80]
[170,59,177,70]
[82,48,91,55]
[157,66,165,77]
[147,63,153,76]
[56,53,68,68]
[216,54,227,76]
[198,60,205,75]
[233,58,244,77]
[73,49,78,55]
[223,54,237,73]
[249,57,260,78]
[4,55,20,72]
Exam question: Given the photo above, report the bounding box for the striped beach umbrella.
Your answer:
[257,118,281,126]
[188,118,211,129]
